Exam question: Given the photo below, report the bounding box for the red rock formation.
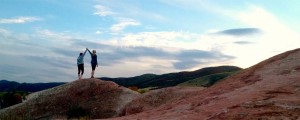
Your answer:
[0,79,139,119]
[122,86,205,115]
[109,48,300,120]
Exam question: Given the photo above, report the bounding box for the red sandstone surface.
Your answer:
[0,79,140,119]
[109,48,300,120]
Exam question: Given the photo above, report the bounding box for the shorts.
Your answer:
[91,63,97,71]
[78,64,84,74]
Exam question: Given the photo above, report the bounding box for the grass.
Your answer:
[138,87,157,94]
[178,72,237,87]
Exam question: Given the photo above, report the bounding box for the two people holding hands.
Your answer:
[77,48,98,79]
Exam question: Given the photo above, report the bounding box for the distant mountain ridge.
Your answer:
[0,80,65,92]
[1,66,241,92]
[100,66,242,88]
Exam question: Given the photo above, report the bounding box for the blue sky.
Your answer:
[0,0,300,83]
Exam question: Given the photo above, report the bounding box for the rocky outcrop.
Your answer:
[109,48,300,120]
[122,86,205,115]
[0,79,139,119]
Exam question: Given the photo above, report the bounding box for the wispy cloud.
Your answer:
[95,31,102,34]
[0,27,233,81]
[0,29,78,82]
[215,28,262,37]
[0,53,74,83]
[0,16,41,24]
[110,18,140,33]
[36,29,73,41]
[0,28,11,36]
[69,39,234,69]
[173,49,233,69]
[93,5,115,16]
[93,4,142,34]
[25,55,73,69]
[234,41,253,45]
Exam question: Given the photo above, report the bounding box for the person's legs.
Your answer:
[91,70,94,78]
[81,64,84,79]
[77,65,81,79]
[78,64,84,79]
[91,64,96,78]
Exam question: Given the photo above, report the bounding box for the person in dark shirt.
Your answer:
[87,48,98,78]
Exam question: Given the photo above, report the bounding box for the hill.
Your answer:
[100,66,242,89]
[114,48,300,120]
[0,79,139,119]
[178,71,237,87]
[0,80,19,92]
[0,80,65,93]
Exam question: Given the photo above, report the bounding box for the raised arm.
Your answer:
[82,48,88,56]
[87,48,92,55]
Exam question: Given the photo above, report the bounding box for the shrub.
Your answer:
[138,89,147,94]
[128,86,139,91]
[0,92,22,109]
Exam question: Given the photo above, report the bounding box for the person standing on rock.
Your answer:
[77,48,88,80]
[87,48,98,78]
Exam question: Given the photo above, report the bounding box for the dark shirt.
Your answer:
[91,54,97,65]
[88,50,98,65]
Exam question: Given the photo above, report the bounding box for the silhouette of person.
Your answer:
[87,48,98,78]
[77,48,87,79]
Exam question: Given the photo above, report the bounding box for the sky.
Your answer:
[0,0,300,83]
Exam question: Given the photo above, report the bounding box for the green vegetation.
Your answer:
[0,91,29,109]
[178,72,237,87]
[128,86,139,92]
[138,87,157,94]
[128,86,156,94]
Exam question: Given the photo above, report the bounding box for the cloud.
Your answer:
[174,50,234,69]
[110,18,140,33]
[99,46,169,66]
[36,29,72,41]
[0,28,11,36]
[215,28,262,37]
[0,63,74,83]
[213,5,300,68]
[93,2,167,34]
[51,48,79,58]
[0,29,79,82]
[93,5,115,16]
[0,53,74,83]
[117,31,200,49]
[0,28,235,82]
[99,46,233,69]
[95,31,102,34]
[66,40,169,66]
[25,55,73,69]
[0,16,41,24]
[69,40,235,69]
[234,41,253,45]
[72,40,112,49]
